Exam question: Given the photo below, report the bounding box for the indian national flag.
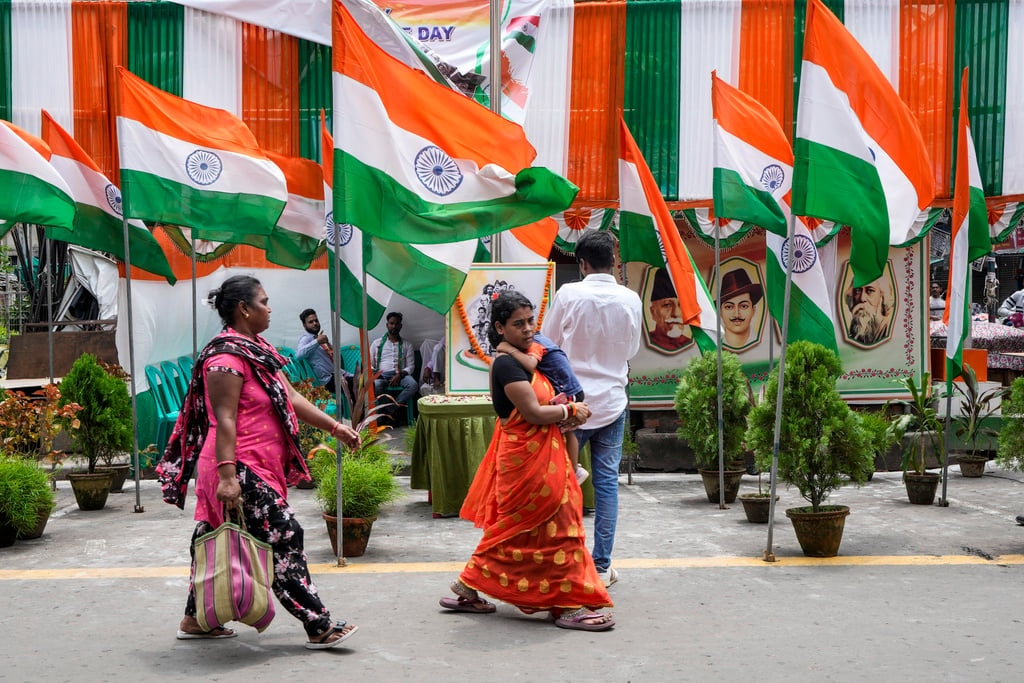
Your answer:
[115,66,287,240]
[792,0,934,288]
[945,67,991,387]
[0,119,75,231]
[261,151,324,270]
[322,113,392,328]
[477,219,560,264]
[331,0,577,245]
[40,110,176,284]
[711,73,837,354]
[618,118,719,353]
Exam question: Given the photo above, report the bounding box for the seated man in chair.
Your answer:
[296,308,355,396]
[370,311,418,423]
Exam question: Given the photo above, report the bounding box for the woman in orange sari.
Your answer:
[440,291,614,631]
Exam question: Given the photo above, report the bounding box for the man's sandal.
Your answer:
[305,621,359,650]
[554,608,615,632]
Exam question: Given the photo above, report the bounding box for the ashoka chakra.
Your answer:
[104,183,123,216]
[760,164,785,192]
[326,218,354,248]
[414,146,462,196]
[185,150,223,186]
[782,234,817,274]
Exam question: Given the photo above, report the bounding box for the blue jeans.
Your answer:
[374,372,418,407]
[573,410,625,573]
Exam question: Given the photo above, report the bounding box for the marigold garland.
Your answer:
[455,267,555,366]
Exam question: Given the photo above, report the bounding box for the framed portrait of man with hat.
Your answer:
[642,266,693,353]
[713,259,766,352]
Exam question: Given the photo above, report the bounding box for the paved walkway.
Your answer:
[2,461,1023,682]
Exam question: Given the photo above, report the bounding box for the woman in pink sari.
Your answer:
[158,275,362,649]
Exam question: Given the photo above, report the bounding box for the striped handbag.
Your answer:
[192,507,275,633]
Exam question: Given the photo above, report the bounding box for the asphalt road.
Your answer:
[1,464,1022,682]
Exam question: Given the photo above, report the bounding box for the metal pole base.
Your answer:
[134,505,145,513]
[763,550,777,563]
[936,499,949,508]
[336,556,348,567]
[718,504,729,510]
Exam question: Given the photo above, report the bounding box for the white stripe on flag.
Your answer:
[50,155,146,228]
[117,118,287,198]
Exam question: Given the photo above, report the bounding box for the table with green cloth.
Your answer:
[411,394,594,517]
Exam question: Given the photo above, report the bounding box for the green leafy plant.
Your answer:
[310,429,401,519]
[858,409,898,472]
[0,454,55,535]
[674,350,752,469]
[997,376,1024,472]
[58,353,133,473]
[949,364,1007,459]
[746,341,873,512]
[888,373,944,475]
[292,378,333,456]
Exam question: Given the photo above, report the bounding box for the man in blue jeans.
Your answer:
[543,231,642,586]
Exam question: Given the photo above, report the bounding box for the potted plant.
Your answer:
[746,341,873,557]
[888,373,945,505]
[857,409,900,480]
[0,454,56,546]
[948,365,1006,477]
[996,376,1024,475]
[58,353,133,510]
[310,427,402,557]
[92,362,134,492]
[674,350,751,505]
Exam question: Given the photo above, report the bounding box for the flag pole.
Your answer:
[940,390,952,507]
[333,222,347,568]
[191,234,197,358]
[715,221,726,509]
[489,0,502,264]
[46,237,54,384]
[121,213,144,513]
[763,211,797,562]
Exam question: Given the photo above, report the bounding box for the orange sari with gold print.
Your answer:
[459,371,612,612]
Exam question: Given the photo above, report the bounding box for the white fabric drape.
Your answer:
[844,0,900,88]
[1003,0,1024,195]
[523,0,572,175]
[11,0,73,135]
[677,0,740,201]
[183,7,242,115]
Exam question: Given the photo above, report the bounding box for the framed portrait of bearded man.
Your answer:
[838,259,898,349]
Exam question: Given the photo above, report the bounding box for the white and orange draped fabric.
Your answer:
[459,371,611,612]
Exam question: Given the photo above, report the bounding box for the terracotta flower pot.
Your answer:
[95,465,131,493]
[17,502,54,540]
[68,471,114,511]
[904,472,940,505]
[322,513,377,558]
[786,505,850,558]
[698,468,746,504]
[739,494,778,523]
[955,455,988,478]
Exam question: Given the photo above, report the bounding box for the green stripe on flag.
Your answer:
[127,1,183,96]
[792,138,888,287]
[45,204,175,283]
[624,0,680,199]
[954,1,1008,197]
[264,229,321,270]
[298,40,332,162]
[0,169,76,228]
[328,254,386,329]
[365,238,468,315]
[121,169,284,238]
[0,0,11,122]
[335,150,577,244]
[618,210,665,266]
[712,168,787,236]
[510,29,535,53]
[766,251,838,354]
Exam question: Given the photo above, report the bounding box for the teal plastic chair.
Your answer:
[277,346,296,361]
[160,360,188,409]
[340,345,361,374]
[145,365,179,454]
[177,354,195,383]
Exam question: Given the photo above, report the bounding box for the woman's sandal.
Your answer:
[305,621,359,650]
[554,608,615,632]
[175,626,237,640]
[439,580,497,613]
[439,596,497,613]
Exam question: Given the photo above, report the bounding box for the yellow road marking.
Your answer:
[1,554,1022,581]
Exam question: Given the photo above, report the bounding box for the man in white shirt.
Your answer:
[543,231,642,586]
[370,312,417,423]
